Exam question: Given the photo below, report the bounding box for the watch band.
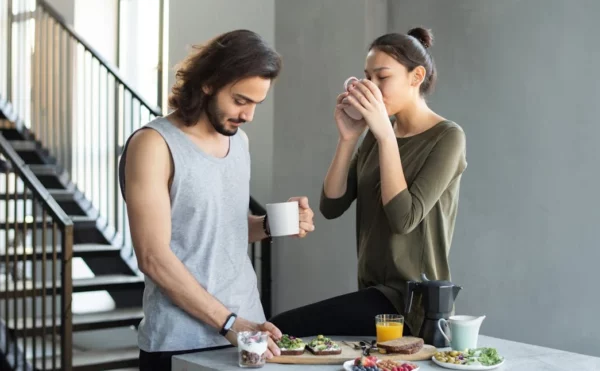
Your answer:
[219,312,237,336]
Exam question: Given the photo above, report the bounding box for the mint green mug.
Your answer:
[438,315,486,351]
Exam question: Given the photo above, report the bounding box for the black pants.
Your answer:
[139,344,232,371]
[269,288,411,337]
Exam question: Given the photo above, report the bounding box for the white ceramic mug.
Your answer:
[342,76,363,120]
[266,201,299,237]
[438,315,486,351]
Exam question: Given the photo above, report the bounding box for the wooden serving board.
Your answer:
[267,342,437,365]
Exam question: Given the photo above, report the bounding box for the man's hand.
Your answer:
[227,317,283,358]
[287,196,315,238]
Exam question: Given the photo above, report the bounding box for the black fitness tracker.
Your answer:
[219,312,237,336]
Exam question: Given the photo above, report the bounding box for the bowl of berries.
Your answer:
[343,356,420,371]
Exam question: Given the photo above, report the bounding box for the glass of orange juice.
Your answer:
[375,314,404,343]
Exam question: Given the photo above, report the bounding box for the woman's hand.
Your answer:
[334,91,368,141]
[345,79,395,142]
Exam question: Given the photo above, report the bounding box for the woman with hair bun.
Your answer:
[270,27,467,338]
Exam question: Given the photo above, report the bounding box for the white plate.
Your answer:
[342,359,420,371]
[431,356,505,370]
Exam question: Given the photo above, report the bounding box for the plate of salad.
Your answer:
[431,348,504,370]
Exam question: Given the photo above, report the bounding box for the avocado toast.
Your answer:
[307,335,342,355]
[276,334,306,356]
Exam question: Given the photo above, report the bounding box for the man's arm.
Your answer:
[125,129,232,330]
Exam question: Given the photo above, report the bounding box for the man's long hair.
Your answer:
[168,29,282,126]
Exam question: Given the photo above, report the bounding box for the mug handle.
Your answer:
[438,318,451,344]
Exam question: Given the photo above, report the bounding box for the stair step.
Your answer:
[7,308,143,336]
[71,215,98,229]
[7,140,47,165]
[1,274,145,296]
[28,164,61,176]
[8,139,38,151]
[1,163,61,175]
[34,346,139,371]
[0,189,75,201]
[0,127,26,140]
[0,243,121,260]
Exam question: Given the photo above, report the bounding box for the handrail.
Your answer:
[38,0,162,117]
[0,133,72,227]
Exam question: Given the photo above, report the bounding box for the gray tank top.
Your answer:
[119,117,266,352]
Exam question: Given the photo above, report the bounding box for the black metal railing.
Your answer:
[0,120,74,371]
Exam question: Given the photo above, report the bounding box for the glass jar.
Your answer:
[237,331,269,368]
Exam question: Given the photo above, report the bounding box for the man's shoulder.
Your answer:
[128,127,169,153]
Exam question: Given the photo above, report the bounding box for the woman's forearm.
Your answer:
[323,138,359,198]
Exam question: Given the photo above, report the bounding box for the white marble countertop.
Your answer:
[172,335,600,371]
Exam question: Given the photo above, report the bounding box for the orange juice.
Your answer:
[376,322,404,343]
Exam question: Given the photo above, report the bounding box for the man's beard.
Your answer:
[205,97,244,137]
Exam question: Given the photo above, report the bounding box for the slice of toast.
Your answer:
[377,336,424,354]
[307,335,342,356]
[276,334,306,356]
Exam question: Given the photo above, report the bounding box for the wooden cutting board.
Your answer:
[267,341,437,365]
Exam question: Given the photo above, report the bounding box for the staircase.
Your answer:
[1,101,143,370]
[0,1,272,370]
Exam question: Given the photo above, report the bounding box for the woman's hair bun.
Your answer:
[407,27,433,49]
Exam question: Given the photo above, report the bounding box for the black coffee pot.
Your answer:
[405,273,462,347]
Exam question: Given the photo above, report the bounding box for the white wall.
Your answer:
[388,0,600,358]
[74,0,118,65]
[167,0,275,205]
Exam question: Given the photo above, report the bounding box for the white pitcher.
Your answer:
[438,315,486,351]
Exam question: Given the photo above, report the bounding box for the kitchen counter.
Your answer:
[172,335,600,370]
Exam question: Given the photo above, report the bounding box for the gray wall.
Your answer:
[388,0,600,357]
[168,0,275,205]
[272,0,387,314]
[46,0,74,24]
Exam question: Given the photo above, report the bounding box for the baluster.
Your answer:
[4,164,10,356]
[12,172,19,366]
[51,221,57,371]
[32,194,38,365]
[41,208,47,371]
[21,187,28,368]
